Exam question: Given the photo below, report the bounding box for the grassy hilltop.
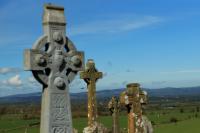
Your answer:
[0,107,200,133]
[0,87,200,132]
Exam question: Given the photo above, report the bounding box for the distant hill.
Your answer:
[0,86,200,104]
[147,86,200,97]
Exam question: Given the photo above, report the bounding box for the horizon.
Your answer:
[1,85,200,98]
[0,0,200,97]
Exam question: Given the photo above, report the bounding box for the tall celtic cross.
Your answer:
[24,4,84,133]
[120,83,144,133]
[108,96,120,133]
[80,59,102,126]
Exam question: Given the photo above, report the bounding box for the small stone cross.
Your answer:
[120,83,144,133]
[80,59,102,126]
[108,96,120,133]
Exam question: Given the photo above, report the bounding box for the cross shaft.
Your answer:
[80,59,102,127]
[108,97,120,133]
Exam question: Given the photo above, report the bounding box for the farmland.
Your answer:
[0,89,200,133]
[0,107,200,133]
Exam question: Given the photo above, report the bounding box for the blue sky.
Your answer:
[0,0,200,96]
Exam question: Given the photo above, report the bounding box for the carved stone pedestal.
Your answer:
[83,122,109,133]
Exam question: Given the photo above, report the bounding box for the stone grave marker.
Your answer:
[24,4,84,133]
[80,59,102,126]
[108,96,120,133]
[140,90,153,133]
[120,83,144,133]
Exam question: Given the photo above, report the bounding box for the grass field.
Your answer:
[0,112,200,133]
[154,119,200,133]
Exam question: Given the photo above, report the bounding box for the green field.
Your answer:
[0,112,200,133]
[154,119,200,133]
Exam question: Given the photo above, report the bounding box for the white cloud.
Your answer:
[0,67,21,74]
[26,76,40,87]
[161,69,200,74]
[4,74,22,86]
[28,76,36,83]
[0,68,12,74]
[69,15,162,35]
[177,70,200,73]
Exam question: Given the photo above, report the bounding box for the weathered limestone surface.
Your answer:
[142,116,153,133]
[83,122,110,133]
[73,128,79,133]
[120,83,145,133]
[108,97,120,133]
[80,60,110,133]
[24,4,84,133]
[140,91,153,133]
[80,59,102,126]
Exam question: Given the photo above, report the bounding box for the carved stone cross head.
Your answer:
[108,96,120,114]
[80,59,102,84]
[120,83,140,106]
[24,4,84,89]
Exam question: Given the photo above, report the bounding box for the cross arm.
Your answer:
[80,71,102,80]
[64,51,84,71]
[94,72,103,79]
[120,91,134,105]
[24,49,49,71]
[80,71,90,79]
